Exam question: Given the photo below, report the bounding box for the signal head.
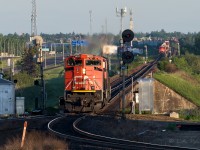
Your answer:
[122,29,134,43]
[122,51,134,64]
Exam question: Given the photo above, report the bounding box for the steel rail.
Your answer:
[73,115,198,150]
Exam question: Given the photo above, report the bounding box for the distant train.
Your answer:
[60,54,111,112]
[159,41,170,56]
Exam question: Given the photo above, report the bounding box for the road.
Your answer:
[1,53,66,74]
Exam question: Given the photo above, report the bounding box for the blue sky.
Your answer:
[0,0,199,35]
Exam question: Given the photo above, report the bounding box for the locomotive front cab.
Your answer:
[63,54,109,112]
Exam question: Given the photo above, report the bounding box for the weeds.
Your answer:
[2,131,68,150]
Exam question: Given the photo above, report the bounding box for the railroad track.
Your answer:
[111,55,161,97]
[47,55,199,149]
[98,55,161,114]
[48,115,198,150]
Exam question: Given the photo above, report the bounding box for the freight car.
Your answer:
[60,54,111,112]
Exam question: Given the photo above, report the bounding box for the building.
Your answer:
[0,74,15,116]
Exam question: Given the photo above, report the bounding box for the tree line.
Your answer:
[1,30,200,63]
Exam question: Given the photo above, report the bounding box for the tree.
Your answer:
[194,33,200,55]
[20,47,39,77]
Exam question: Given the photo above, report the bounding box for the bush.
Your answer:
[179,109,200,121]
[165,63,177,73]
[3,131,68,150]
[157,60,168,71]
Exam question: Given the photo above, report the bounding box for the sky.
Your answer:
[0,0,200,35]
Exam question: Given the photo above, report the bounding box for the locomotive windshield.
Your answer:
[86,60,101,66]
[67,58,82,66]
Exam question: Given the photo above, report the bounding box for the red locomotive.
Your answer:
[159,41,170,56]
[60,54,111,112]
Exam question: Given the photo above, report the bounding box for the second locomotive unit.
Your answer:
[60,54,111,112]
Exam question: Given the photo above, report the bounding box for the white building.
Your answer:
[0,74,15,116]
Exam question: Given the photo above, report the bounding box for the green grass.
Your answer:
[154,72,200,106]
[15,66,64,111]
[44,66,64,108]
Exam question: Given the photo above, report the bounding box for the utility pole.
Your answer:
[177,42,180,56]
[60,39,64,61]
[144,45,148,64]
[68,38,72,56]
[54,43,57,66]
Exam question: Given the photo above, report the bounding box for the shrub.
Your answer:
[3,131,68,150]
[165,63,177,73]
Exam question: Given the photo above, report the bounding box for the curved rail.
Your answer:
[73,115,198,150]
[47,115,147,149]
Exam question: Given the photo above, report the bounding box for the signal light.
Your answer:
[122,51,134,64]
[59,97,65,106]
[34,80,39,86]
[122,29,134,43]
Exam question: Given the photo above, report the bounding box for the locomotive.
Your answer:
[60,54,111,112]
[159,40,170,56]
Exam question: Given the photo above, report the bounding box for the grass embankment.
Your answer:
[44,67,64,107]
[154,71,200,121]
[154,71,200,106]
[15,66,64,112]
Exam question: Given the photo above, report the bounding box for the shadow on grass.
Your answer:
[16,76,64,112]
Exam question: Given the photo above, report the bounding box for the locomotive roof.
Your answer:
[67,54,106,60]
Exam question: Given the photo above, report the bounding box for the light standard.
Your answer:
[144,45,148,64]
[0,38,2,73]
[68,38,72,56]
[60,39,65,61]
[75,36,78,54]
[177,42,180,56]
[79,35,82,53]
[54,43,57,66]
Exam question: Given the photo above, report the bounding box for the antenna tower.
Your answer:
[31,0,37,36]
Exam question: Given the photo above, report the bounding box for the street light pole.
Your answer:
[60,39,64,61]
[177,42,180,56]
[144,45,148,64]
[62,43,64,60]
[54,43,57,66]
[68,38,72,56]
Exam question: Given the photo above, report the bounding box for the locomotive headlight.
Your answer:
[91,86,95,90]
[82,68,86,74]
